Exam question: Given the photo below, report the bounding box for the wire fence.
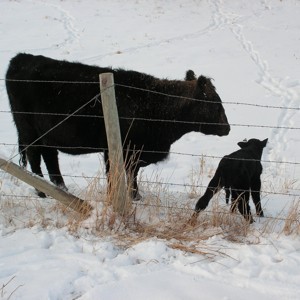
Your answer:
[1,78,300,111]
[132,202,299,223]
[0,167,299,198]
[0,78,299,224]
[1,109,299,131]
[0,192,298,224]
[0,81,299,161]
[0,142,299,166]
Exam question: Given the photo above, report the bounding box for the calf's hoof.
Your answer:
[257,211,264,217]
[247,216,254,224]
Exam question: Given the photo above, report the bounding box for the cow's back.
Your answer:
[5,54,112,153]
[6,53,108,112]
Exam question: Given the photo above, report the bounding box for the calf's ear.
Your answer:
[261,138,268,147]
[237,138,248,148]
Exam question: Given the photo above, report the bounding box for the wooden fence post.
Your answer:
[0,157,92,215]
[99,73,130,215]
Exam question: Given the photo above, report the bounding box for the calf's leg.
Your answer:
[251,176,264,217]
[232,190,253,223]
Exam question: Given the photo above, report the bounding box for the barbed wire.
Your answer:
[119,117,300,130]
[0,194,42,200]
[1,89,112,166]
[3,78,99,85]
[1,78,299,111]
[1,142,299,166]
[115,83,300,111]
[1,79,299,205]
[132,202,299,223]
[0,110,101,118]
[0,192,298,223]
[1,78,300,167]
[1,79,299,226]
[0,109,299,131]
[0,168,299,197]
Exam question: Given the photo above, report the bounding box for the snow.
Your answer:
[0,0,299,299]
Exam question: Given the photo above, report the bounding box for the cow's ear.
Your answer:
[185,70,196,81]
[237,139,248,148]
[197,75,207,88]
[261,138,268,147]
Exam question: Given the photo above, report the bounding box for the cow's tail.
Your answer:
[19,144,27,168]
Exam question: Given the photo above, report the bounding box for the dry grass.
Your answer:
[186,155,215,199]
[1,160,299,255]
[282,199,300,235]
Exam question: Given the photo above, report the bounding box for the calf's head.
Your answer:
[192,75,230,136]
[237,138,268,158]
[237,138,268,150]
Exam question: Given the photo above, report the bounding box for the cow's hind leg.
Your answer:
[104,151,113,198]
[27,147,46,197]
[105,151,142,201]
[127,165,141,201]
[230,189,240,213]
[42,148,67,190]
[225,187,231,204]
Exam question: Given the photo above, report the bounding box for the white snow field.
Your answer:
[0,0,299,299]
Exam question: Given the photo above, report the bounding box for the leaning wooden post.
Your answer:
[99,73,130,215]
[0,157,92,216]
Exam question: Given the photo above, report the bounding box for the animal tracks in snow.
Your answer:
[3,0,297,180]
[27,0,81,54]
[210,0,299,175]
[82,16,221,63]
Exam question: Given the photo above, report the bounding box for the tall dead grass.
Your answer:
[1,158,299,254]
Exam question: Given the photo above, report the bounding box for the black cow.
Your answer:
[5,53,230,199]
[194,138,268,223]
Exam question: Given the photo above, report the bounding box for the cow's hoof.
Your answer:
[58,184,68,192]
[37,190,46,198]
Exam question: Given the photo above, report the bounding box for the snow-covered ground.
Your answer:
[0,0,299,299]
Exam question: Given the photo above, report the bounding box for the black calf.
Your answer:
[194,138,268,223]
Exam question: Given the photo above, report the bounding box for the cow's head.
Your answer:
[191,75,230,136]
